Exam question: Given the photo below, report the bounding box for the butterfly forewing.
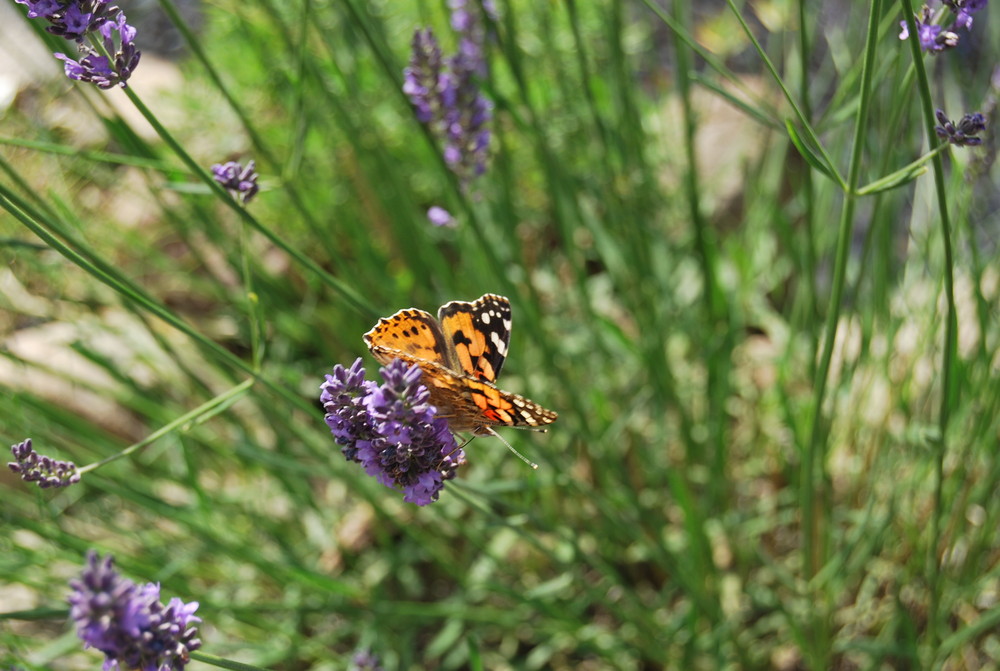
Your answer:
[362,308,461,371]
[438,293,512,382]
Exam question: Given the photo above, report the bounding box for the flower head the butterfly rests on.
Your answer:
[320,357,465,506]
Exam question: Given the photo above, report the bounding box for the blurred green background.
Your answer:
[2,0,999,668]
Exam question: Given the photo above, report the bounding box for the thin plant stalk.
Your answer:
[797,0,819,341]
[799,0,883,665]
[897,0,959,655]
[78,379,255,475]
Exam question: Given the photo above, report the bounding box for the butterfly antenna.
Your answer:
[484,427,539,470]
[439,435,473,464]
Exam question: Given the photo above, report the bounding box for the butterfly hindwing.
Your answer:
[438,293,511,383]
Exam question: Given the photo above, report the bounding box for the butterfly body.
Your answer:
[363,294,557,434]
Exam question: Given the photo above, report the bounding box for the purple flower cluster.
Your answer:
[897,3,989,149]
[15,1,140,88]
[349,649,384,671]
[945,0,988,28]
[211,160,260,204]
[68,551,201,671]
[449,0,497,78]
[8,438,80,489]
[56,12,140,89]
[935,109,987,145]
[403,1,495,191]
[899,1,987,53]
[320,357,464,506]
[14,0,116,41]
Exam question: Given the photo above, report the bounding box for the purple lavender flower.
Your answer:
[54,12,141,89]
[899,7,959,52]
[935,109,987,146]
[403,29,444,124]
[16,0,64,19]
[68,551,201,671]
[427,205,455,227]
[349,649,384,671]
[403,1,495,193]
[944,0,988,30]
[320,357,379,463]
[321,357,464,505]
[8,438,80,489]
[211,160,260,204]
[15,0,116,41]
[448,0,493,77]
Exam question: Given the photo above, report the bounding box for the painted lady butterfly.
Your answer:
[363,294,558,435]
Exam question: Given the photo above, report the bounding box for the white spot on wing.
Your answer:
[491,331,506,353]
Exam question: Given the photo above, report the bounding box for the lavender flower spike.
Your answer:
[935,109,987,146]
[15,0,116,41]
[321,357,465,505]
[403,16,494,191]
[944,0,988,30]
[899,7,959,53]
[68,551,201,671]
[403,28,444,125]
[8,438,80,489]
[211,160,260,204]
[54,11,141,89]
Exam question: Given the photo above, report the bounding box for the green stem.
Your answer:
[239,213,265,372]
[898,0,958,655]
[672,2,722,322]
[189,651,273,671]
[797,0,819,345]
[77,379,255,475]
[800,0,882,664]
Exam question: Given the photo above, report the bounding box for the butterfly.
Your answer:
[363,294,558,436]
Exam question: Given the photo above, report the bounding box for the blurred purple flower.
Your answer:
[403,1,495,193]
[935,109,987,146]
[427,205,455,227]
[403,28,443,125]
[54,12,141,89]
[899,7,959,52]
[321,357,464,505]
[944,0,988,30]
[68,551,201,671]
[8,438,80,489]
[211,160,260,204]
[449,0,493,77]
[349,649,384,671]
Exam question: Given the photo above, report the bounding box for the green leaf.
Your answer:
[785,119,835,181]
[855,151,938,195]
